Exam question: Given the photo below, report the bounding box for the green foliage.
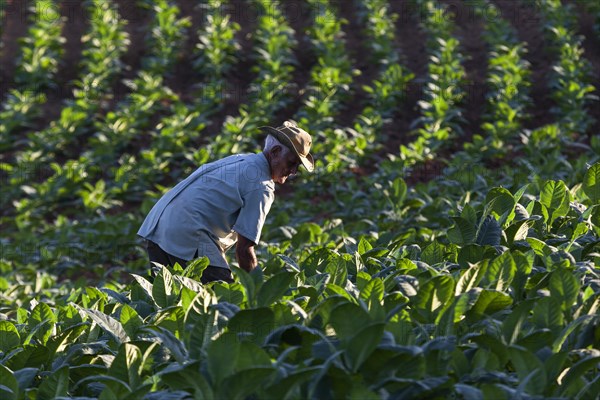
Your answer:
[469,0,532,153]
[210,0,297,156]
[400,0,467,165]
[29,0,130,156]
[537,0,597,135]
[0,0,65,144]
[3,177,599,397]
[1,0,599,398]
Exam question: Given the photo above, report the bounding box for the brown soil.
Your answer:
[271,0,317,124]
[0,0,30,100]
[165,0,205,103]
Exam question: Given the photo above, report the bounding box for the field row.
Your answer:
[0,1,598,274]
[1,0,598,151]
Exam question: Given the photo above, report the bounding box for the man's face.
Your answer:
[271,146,301,184]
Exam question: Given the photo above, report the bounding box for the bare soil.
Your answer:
[385,0,429,151]
[1,0,30,101]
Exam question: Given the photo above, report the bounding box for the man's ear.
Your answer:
[270,144,282,157]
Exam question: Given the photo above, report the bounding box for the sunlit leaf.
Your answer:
[0,321,20,353]
[582,162,600,203]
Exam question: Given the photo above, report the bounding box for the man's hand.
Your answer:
[236,234,258,272]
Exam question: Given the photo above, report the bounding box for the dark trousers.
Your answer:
[145,240,234,284]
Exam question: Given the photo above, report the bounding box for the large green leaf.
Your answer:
[188,311,217,359]
[13,368,37,397]
[236,341,272,370]
[532,297,564,330]
[526,237,555,258]
[324,254,348,287]
[263,366,321,400]
[346,322,385,372]
[226,307,274,343]
[130,274,156,306]
[421,241,446,265]
[511,251,533,301]
[360,278,385,320]
[153,307,185,339]
[582,161,600,203]
[329,302,371,340]
[390,177,407,208]
[501,300,536,345]
[29,302,56,345]
[231,266,262,307]
[552,315,594,352]
[109,343,143,390]
[505,219,532,245]
[257,271,295,307]
[358,237,373,255]
[507,346,547,395]
[575,372,600,400]
[183,256,210,280]
[37,366,69,400]
[45,322,87,361]
[468,333,508,367]
[207,332,240,386]
[412,275,456,323]
[147,326,188,364]
[540,180,571,224]
[545,351,569,386]
[75,375,131,399]
[486,187,516,225]
[457,244,494,268]
[153,266,176,308]
[159,361,213,399]
[2,344,49,370]
[467,289,513,318]
[120,304,143,339]
[302,248,337,277]
[82,308,129,344]
[454,383,483,399]
[436,291,480,333]
[560,356,600,398]
[476,216,502,246]
[220,367,275,400]
[0,364,18,400]
[0,321,20,353]
[549,267,580,312]
[461,203,478,225]
[212,282,245,305]
[484,251,516,291]
[447,217,476,245]
[386,376,451,398]
[174,275,205,294]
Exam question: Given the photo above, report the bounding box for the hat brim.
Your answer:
[260,126,315,173]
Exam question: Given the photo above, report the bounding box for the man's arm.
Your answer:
[236,234,258,272]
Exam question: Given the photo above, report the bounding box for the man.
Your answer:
[137,120,314,283]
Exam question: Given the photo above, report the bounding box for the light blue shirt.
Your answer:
[138,153,275,268]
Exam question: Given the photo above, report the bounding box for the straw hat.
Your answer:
[260,120,315,172]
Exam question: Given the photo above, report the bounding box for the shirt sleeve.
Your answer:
[232,188,274,244]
